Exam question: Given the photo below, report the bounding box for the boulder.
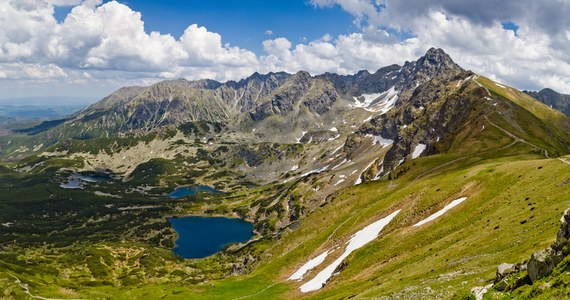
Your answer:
[553,208,570,251]
[496,263,517,282]
[527,248,562,282]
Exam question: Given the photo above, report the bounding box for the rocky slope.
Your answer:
[525,88,570,117]
[17,49,459,140]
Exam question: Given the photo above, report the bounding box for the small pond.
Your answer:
[167,185,221,198]
[60,173,110,189]
[169,216,253,259]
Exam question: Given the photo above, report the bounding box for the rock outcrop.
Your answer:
[478,208,570,298]
[527,208,570,281]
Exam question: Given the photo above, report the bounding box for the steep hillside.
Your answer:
[525,88,570,117]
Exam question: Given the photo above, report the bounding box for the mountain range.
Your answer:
[1,48,570,299]
[525,88,570,117]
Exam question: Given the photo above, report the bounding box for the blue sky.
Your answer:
[56,0,356,54]
[1,0,569,100]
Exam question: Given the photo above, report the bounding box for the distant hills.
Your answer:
[525,88,570,117]
[0,96,97,128]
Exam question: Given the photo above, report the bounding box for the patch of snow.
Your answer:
[2,222,14,227]
[331,144,345,155]
[329,127,338,132]
[372,135,394,147]
[372,160,384,181]
[334,179,345,186]
[297,131,308,143]
[289,249,333,281]
[353,93,383,108]
[252,128,256,132]
[291,165,299,171]
[327,134,340,141]
[332,158,348,170]
[283,177,294,183]
[413,197,468,227]
[300,165,330,178]
[395,158,405,168]
[412,143,426,159]
[436,136,440,142]
[300,210,401,293]
[354,159,377,186]
[495,83,506,88]
[352,87,399,115]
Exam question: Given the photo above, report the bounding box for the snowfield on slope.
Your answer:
[413,197,468,227]
[352,87,399,114]
[412,143,426,159]
[300,209,401,293]
[288,249,333,281]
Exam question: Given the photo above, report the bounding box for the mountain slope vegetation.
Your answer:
[0,48,569,299]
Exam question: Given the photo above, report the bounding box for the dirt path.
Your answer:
[412,116,550,183]
[231,282,281,300]
[10,275,82,300]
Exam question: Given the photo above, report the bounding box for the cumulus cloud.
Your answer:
[306,0,570,92]
[1,0,569,97]
[0,0,258,83]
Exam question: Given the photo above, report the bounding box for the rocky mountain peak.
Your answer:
[415,47,462,73]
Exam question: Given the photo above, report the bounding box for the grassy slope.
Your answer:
[3,143,568,299]
[2,77,570,299]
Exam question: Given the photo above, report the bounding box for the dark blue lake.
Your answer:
[167,185,221,198]
[169,216,253,259]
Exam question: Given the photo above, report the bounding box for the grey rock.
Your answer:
[496,263,517,282]
[527,248,562,282]
[554,208,570,251]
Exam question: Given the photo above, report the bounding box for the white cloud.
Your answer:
[1,0,569,98]
[0,0,258,84]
